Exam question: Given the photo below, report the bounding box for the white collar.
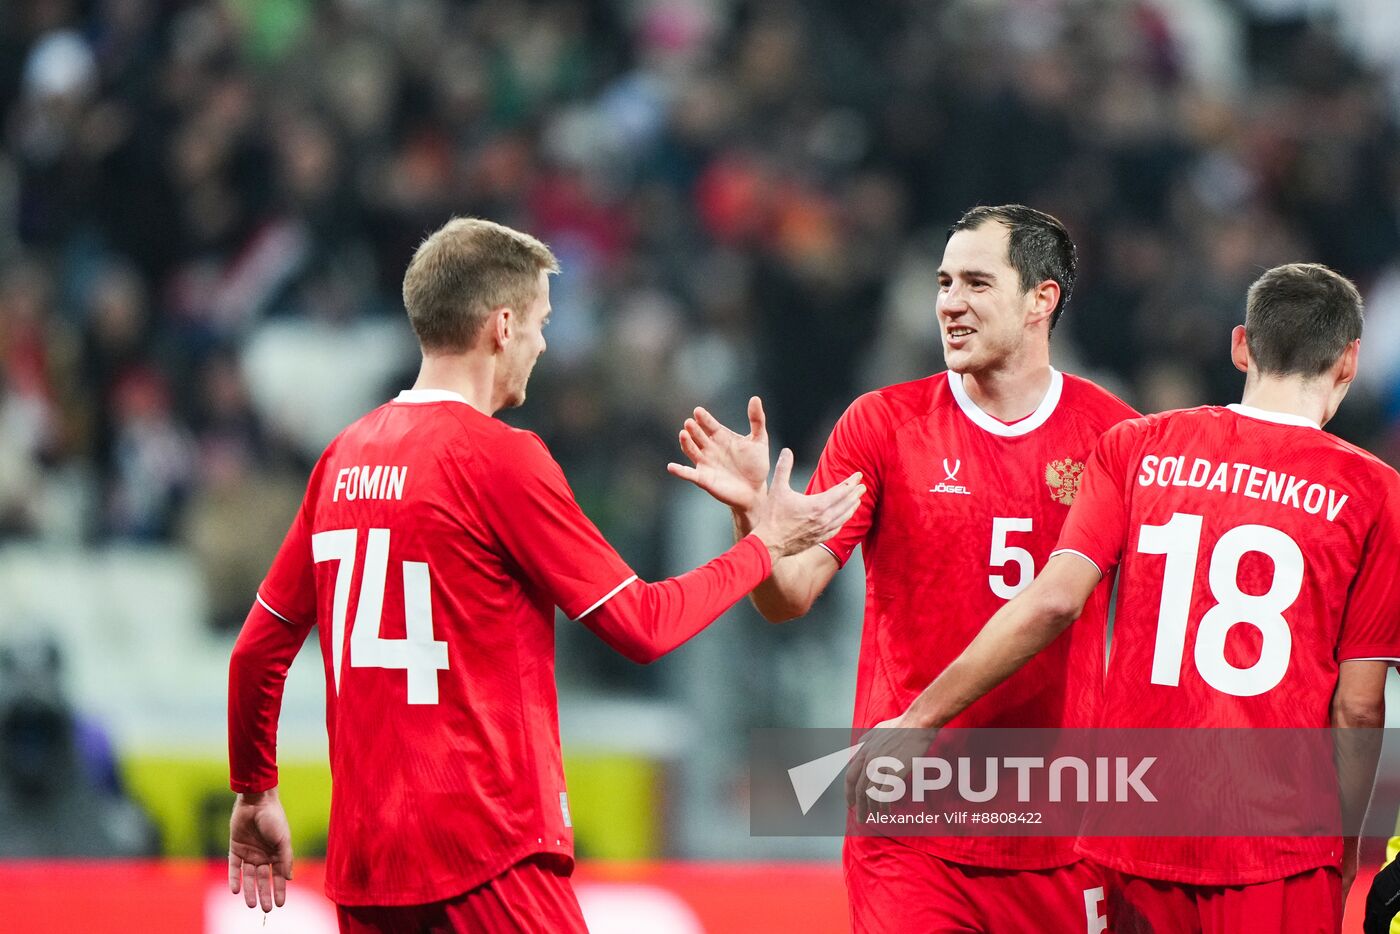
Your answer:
[394,389,469,405]
[947,368,1064,438]
[1226,403,1320,430]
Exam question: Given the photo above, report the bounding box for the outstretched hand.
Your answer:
[751,447,862,560]
[229,789,294,913]
[667,396,770,514]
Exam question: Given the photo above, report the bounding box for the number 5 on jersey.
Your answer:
[990,517,1036,599]
[312,528,450,704]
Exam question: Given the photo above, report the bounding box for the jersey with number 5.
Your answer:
[255,391,636,906]
[807,369,1138,870]
[1056,403,1400,884]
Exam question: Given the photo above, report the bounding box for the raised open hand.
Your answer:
[750,447,863,560]
[667,396,771,514]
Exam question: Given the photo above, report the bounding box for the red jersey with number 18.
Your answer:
[1055,404,1400,884]
[252,390,640,906]
[807,369,1138,870]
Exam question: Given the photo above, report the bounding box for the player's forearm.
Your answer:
[582,534,772,663]
[749,565,821,621]
[731,508,831,620]
[228,600,305,793]
[1332,724,1381,846]
[732,505,757,540]
[1331,672,1386,841]
[904,582,1083,730]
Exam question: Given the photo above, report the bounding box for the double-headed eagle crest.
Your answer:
[1045,458,1085,506]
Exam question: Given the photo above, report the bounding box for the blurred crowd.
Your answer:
[3,0,1400,636]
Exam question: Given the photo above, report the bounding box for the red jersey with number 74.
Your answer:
[252,391,638,906]
[1055,404,1400,885]
[806,369,1138,870]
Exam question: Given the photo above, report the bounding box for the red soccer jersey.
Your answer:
[250,390,640,905]
[808,369,1139,870]
[1057,404,1400,884]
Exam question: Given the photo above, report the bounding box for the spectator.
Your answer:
[0,0,1395,628]
[0,635,158,857]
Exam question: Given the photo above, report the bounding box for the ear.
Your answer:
[1027,280,1060,327]
[491,305,514,351]
[1230,325,1251,374]
[1336,338,1360,387]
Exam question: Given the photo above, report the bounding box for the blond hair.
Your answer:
[402,217,559,352]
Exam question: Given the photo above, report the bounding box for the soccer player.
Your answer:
[869,262,1400,932]
[671,205,1138,932]
[224,217,865,931]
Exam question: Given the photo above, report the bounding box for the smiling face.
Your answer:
[936,221,1044,376]
[496,269,551,409]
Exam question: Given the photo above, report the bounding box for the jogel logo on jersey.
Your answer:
[1046,458,1085,505]
[930,458,972,496]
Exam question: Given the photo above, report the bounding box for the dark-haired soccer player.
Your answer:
[673,205,1138,932]
[224,217,865,932]
[876,263,1400,932]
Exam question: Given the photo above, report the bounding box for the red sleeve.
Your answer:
[805,392,889,566]
[1337,477,1400,661]
[478,430,773,662]
[229,464,322,793]
[228,599,313,793]
[257,471,319,626]
[476,431,638,619]
[1052,418,1145,576]
[580,534,772,663]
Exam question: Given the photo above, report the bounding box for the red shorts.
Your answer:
[335,854,588,934]
[844,836,1109,933]
[1102,865,1341,934]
